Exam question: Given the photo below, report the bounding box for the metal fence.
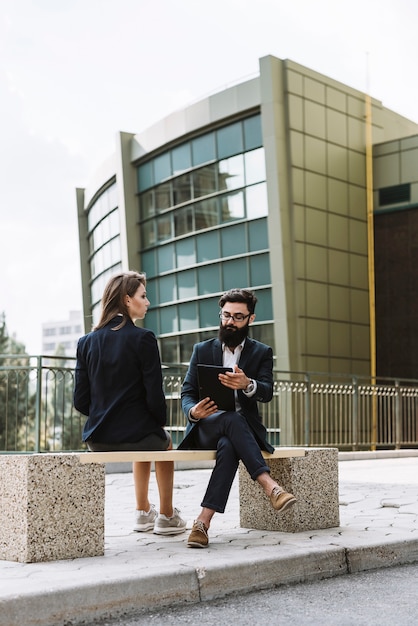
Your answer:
[1,355,418,452]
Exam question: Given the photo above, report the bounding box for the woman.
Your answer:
[74,271,186,535]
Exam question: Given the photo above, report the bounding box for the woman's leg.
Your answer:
[132,461,152,511]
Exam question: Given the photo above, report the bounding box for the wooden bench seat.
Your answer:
[77,447,306,464]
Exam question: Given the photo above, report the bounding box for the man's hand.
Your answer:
[218,364,251,390]
[190,397,218,420]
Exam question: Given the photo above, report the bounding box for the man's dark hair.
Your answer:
[218,289,258,315]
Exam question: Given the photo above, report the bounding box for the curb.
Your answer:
[3,539,418,626]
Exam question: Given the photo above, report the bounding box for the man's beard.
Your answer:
[218,321,250,348]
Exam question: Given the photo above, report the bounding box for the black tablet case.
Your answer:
[197,364,235,411]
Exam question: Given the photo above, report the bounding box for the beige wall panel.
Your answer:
[326,109,348,146]
[330,321,350,355]
[293,204,305,241]
[304,77,326,104]
[329,249,350,285]
[295,241,306,277]
[327,143,348,180]
[348,151,366,186]
[348,116,366,151]
[287,69,303,96]
[349,219,368,254]
[306,318,329,355]
[328,179,349,215]
[350,289,370,325]
[305,136,326,173]
[349,184,367,219]
[329,286,350,321]
[306,207,327,246]
[350,255,369,289]
[305,245,328,281]
[328,213,349,250]
[351,324,371,360]
[326,86,347,113]
[305,171,327,209]
[289,130,304,167]
[292,169,305,205]
[288,94,303,130]
[304,100,326,138]
[306,282,328,318]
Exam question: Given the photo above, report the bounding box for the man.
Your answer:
[179,288,296,548]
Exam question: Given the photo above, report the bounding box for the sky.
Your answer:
[1,0,418,355]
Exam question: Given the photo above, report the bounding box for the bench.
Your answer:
[0,447,339,563]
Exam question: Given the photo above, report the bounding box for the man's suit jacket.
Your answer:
[178,337,275,453]
[74,317,167,443]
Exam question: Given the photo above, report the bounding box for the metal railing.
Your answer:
[1,355,418,452]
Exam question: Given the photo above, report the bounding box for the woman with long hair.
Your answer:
[74,271,186,536]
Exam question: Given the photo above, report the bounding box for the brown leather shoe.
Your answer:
[270,486,297,512]
[187,520,209,548]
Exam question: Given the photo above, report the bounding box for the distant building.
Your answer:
[75,55,418,380]
[42,311,83,357]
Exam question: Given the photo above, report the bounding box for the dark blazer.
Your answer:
[74,317,167,443]
[178,337,275,453]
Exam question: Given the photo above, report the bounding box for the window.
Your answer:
[178,269,197,300]
[173,173,192,206]
[192,133,216,167]
[160,306,178,333]
[176,238,196,267]
[174,205,194,237]
[198,264,221,295]
[216,122,243,159]
[154,153,171,185]
[218,155,244,191]
[220,191,245,222]
[159,274,177,303]
[172,143,191,175]
[246,182,268,219]
[221,223,247,257]
[192,164,217,199]
[196,231,220,262]
[245,148,266,185]
[194,198,218,231]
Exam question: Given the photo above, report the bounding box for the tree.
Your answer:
[0,313,35,451]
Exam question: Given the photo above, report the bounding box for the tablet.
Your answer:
[197,364,235,411]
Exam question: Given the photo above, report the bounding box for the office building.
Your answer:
[76,55,418,379]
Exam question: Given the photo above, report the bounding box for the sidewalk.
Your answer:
[1,452,418,626]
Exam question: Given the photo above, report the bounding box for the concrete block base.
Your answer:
[0,454,105,562]
[239,447,340,532]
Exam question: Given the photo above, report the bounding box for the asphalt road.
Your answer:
[91,562,418,625]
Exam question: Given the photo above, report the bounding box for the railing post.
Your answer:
[304,373,311,447]
[352,376,358,451]
[395,380,401,450]
[34,356,42,452]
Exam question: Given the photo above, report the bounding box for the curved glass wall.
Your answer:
[136,114,274,362]
[87,182,122,325]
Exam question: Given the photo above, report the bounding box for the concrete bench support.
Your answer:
[0,454,105,563]
[239,447,340,532]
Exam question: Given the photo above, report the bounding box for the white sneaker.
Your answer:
[153,507,187,535]
[133,504,157,532]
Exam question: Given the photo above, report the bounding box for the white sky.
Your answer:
[1,0,417,354]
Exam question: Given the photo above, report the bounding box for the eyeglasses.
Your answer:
[219,311,250,323]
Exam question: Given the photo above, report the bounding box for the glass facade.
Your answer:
[136,114,274,362]
[87,182,122,325]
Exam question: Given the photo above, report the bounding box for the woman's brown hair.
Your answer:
[94,271,146,331]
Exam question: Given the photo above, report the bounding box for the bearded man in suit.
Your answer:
[179,288,296,548]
